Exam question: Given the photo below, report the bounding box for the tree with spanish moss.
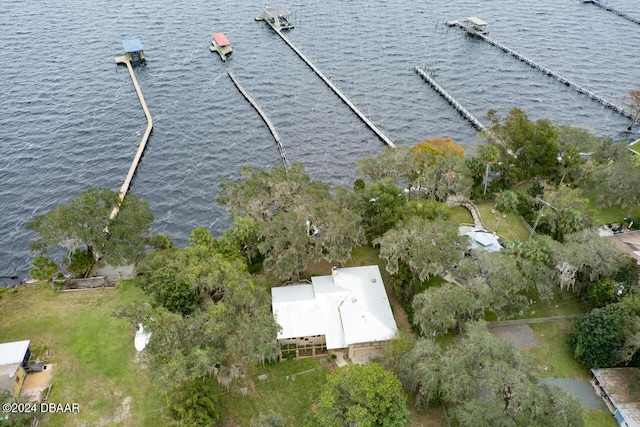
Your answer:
[26,187,153,277]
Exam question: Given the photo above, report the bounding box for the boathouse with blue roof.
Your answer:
[122,39,145,63]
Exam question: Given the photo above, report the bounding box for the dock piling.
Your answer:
[414,66,486,132]
[227,69,290,170]
[259,19,395,147]
[450,21,632,119]
[583,0,640,26]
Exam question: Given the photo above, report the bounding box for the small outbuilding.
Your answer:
[261,7,294,30]
[592,368,640,426]
[122,39,145,63]
[463,228,504,252]
[0,340,31,396]
[465,17,488,35]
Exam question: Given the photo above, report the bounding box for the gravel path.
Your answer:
[489,324,537,348]
[543,378,606,409]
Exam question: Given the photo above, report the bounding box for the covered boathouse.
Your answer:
[122,39,145,64]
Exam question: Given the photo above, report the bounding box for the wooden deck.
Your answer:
[110,54,153,221]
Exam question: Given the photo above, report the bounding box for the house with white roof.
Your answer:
[0,340,30,396]
[271,265,398,360]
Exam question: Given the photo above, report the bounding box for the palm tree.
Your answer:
[494,190,518,234]
[479,143,500,196]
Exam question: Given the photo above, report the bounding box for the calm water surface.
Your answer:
[1,0,639,279]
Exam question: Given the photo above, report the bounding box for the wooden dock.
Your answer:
[449,21,632,119]
[414,66,486,132]
[260,20,395,148]
[227,69,290,170]
[583,0,640,26]
[110,54,153,220]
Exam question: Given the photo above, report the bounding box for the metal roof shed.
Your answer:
[467,17,488,27]
[122,39,144,53]
[0,340,30,367]
[212,33,230,47]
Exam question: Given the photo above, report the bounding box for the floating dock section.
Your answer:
[227,69,290,170]
[259,18,395,147]
[448,20,632,119]
[414,66,486,132]
[111,41,153,220]
[583,0,640,26]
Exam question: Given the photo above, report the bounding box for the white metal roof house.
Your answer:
[0,340,30,396]
[271,266,397,360]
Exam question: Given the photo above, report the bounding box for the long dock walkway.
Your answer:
[227,69,290,170]
[583,0,640,26]
[261,22,395,147]
[449,21,632,119]
[110,54,153,220]
[414,66,486,132]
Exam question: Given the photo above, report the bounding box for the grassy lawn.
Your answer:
[629,139,640,153]
[581,188,640,224]
[0,284,162,426]
[524,321,617,427]
[449,206,474,225]
[475,201,530,242]
[583,408,618,427]
[503,290,585,320]
[217,358,329,426]
[527,321,588,379]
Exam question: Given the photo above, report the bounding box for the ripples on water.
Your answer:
[1,0,638,279]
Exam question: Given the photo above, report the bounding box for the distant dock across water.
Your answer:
[583,0,640,26]
[111,39,153,221]
[448,18,632,120]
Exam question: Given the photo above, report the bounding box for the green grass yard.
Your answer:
[475,201,531,242]
[524,321,617,427]
[0,284,162,426]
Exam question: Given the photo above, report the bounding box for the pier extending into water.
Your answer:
[415,66,486,132]
[111,54,153,220]
[448,20,632,119]
[260,20,395,148]
[227,69,290,170]
[583,0,640,26]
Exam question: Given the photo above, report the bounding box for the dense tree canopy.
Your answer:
[551,229,624,293]
[305,363,410,427]
[376,217,461,282]
[568,303,632,368]
[26,188,153,276]
[594,153,640,218]
[219,164,365,282]
[356,142,471,201]
[487,108,559,181]
[128,228,279,384]
[400,322,583,427]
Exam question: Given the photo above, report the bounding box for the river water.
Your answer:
[1,0,638,280]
